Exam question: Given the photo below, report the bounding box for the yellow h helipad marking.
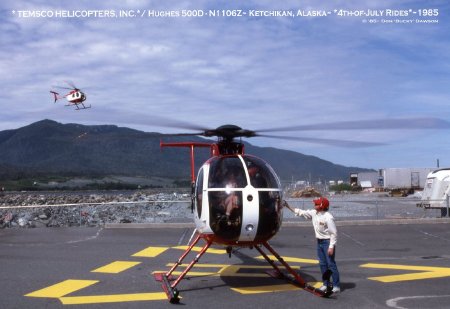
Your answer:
[132,246,168,257]
[25,279,98,298]
[60,292,168,304]
[361,263,450,282]
[92,261,141,274]
[25,237,450,306]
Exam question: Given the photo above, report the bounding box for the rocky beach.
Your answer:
[0,190,193,228]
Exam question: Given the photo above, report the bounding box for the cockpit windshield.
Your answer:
[208,156,247,188]
[207,155,280,189]
[243,156,280,189]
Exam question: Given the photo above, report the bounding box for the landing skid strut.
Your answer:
[154,232,330,303]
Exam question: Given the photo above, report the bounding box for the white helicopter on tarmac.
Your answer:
[151,116,450,302]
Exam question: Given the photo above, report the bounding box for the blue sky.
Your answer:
[1,0,449,169]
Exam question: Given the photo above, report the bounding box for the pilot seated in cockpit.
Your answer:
[222,172,240,225]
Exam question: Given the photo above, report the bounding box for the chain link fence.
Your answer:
[1,192,449,228]
[284,194,449,221]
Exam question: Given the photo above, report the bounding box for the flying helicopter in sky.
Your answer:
[50,81,91,110]
[151,116,450,303]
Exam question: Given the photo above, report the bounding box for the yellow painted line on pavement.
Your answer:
[219,264,299,277]
[132,246,169,257]
[166,263,279,268]
[60,292,168,304]
[361,263,450,282]
[255,255,318,264]
[232,284,299,294]
[173,245,226,254]
[231,281,321,294]
[311,281,323,288]
[91,261,141,274]
[156,263,300,278]
[166,271,293,278]
[168,270,218,277]
[25,279,98,298]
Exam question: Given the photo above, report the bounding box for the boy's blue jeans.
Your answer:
[317,238,340,288]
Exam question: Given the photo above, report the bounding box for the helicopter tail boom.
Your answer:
[50,91,61,103]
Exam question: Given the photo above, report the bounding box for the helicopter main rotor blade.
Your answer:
[255,117,450,133]
[147,115,213,132]
[64,80,78,89]
[255,133,387,148]
[160,132,208,137]
[51,85,74,90]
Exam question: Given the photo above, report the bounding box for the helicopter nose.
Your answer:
[239,187,258,242]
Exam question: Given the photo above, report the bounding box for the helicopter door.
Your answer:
[207,156,246,242]
[242,155,283,242]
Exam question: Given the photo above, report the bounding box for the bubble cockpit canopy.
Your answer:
[207,155,281,189]
[196,154,282,244]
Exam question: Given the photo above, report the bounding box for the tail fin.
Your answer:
[50,91,60,103]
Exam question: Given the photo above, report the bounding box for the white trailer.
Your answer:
[416,168,450,217]
[380,168,435,189]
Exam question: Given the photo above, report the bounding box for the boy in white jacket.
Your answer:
[295,197,341,293]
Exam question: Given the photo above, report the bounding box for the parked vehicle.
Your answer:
[416,168,450,217]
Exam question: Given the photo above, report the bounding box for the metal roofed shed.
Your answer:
[351,172,379,188]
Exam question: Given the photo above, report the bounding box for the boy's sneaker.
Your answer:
[318,285,327,292]
[332,287,341,293]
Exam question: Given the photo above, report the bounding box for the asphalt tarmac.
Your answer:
[1,221,450,309]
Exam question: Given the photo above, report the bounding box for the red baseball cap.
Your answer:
[313,197,329,211]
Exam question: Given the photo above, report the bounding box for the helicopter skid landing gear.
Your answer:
[153,273,179,303]
[154,232,213,303]
[256,241,330,298]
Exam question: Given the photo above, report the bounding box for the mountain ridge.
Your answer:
[0,119,374,183]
